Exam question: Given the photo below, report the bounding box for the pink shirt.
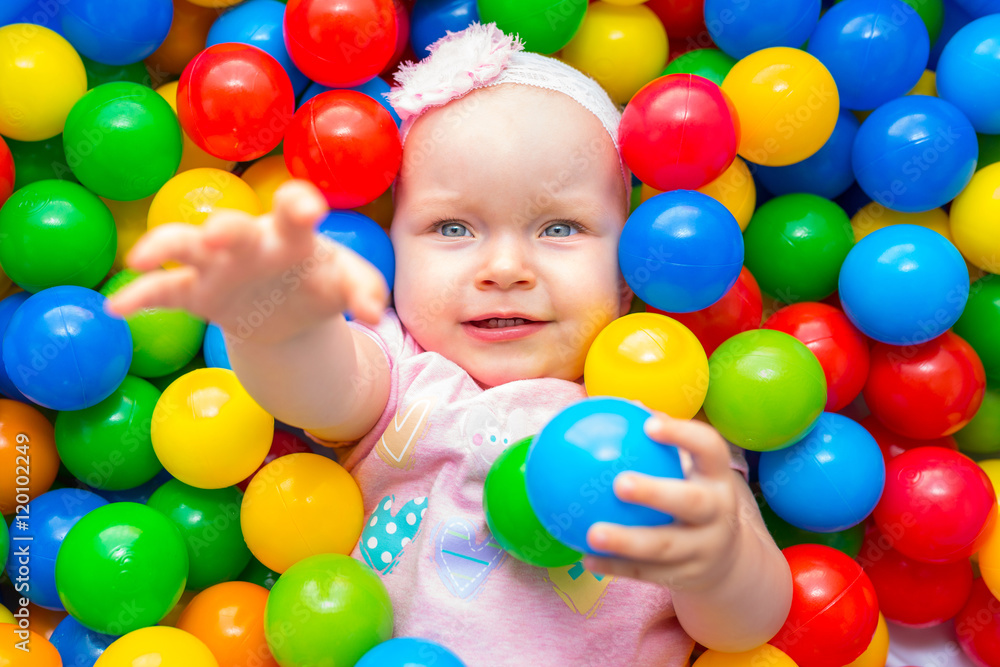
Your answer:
[310,309,747,667]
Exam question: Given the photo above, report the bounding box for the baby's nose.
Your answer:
[475,241,536,290]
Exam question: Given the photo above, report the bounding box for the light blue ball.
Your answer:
[356,638,466,667]
[705,0,820,59]
[203,322,231,370]
[937,13,1000,134]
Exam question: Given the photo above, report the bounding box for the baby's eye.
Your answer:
[542,222,580,238]
[438,222,471,237]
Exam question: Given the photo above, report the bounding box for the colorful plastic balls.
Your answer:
[155,82,236,174]
[300,76,402,126]
[839,224,969,345]
[202,323,231,370]
[721,47,839,167]
[744,194,854,303]
[955,578,1000,667]
[705,0,820,59]
[317,210,396,289]
[239,556,279,591]
[764,303,869,412]
[756,493,866,558]
[865,331,986,439]
[240,156,292,211]
[477,0,586,54]
[6,135,75,190]
[769,544,879,667]
[0,626,61,667]
[148,480,251,591]
[0,25,87,141]
[937,14,1000,133]
[62,0,172,65]
[951,162,1000,273]
[94,626,219,667]
[50,616,118,667]
[144,0,218,77]
[56,502,189,634]
[753,109,860,200]
[241,452,363,572]
[643,157,757,230]
[152,368,273,489]
[236,429,311,492]
[845,612,890,667]
[618,190,744,313]
[584,312,708,419]
[3,286,132,410]
[692,645,797,667]
[357,638,466,667]
[177,44,295,163]
[284,91,402,208]
[850,202,952,244]
[955,386,1000,455]
[284,0,398,87]
[264,553,393,667]
[177,582,278,667]
[703,329,827,451]
[560,2,669,105]
[483,435,581,567]
[525,397,683,554]
[147,168,261,229]
[860,415,958,462]
[662,49,736,86]
[410,0,478,57]
[0,399,59,514]
[0,180,115,292]
[852,95,977,213]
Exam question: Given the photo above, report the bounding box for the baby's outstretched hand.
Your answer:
[583,415,744,591]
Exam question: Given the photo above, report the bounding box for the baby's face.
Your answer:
[390,84,631,387]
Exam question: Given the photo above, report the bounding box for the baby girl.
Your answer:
[108,24,791,666]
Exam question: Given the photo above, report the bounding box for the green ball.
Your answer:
[147,480,251,591]
[704,329,827,451]
[743,193,854,303]
[955,386,1000,455]
[6,135,77,190]
[476,0,586,54]
[63,82,182,201]
[265,554,392,667]
[82,56,151,90]
[55,501,188,634]
[0,179,116,292]
[54,375,163,491]
[953,274,1000,384]
[148,355,208,392]
[755,493,864,559]
[662,48,737,86]
[484,436,582,567]
[100,269,207,378]
[239,555,279,591]
[979,133,1000,171]
[901,0,943,45]
[0,515,8,573]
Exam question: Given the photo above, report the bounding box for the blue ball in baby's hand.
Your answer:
[356,637,466,667]
[525,397,684,555]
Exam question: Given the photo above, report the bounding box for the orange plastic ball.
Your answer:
[177,582,279,667]
[240,156,292,212]
[0,400,58,515]
[145,0,220,76]
[0,624,61,666]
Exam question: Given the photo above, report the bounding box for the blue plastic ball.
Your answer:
[61,0,172,66]
[705,0,820,59]
[0,291,30,402]
[937,14,1000,134]
[618,190,744,313]
[410,0,479,58]
[839,224,969,345]
[952,0,1000,18]
[808,0,929,110]
[525,397,684,555]
[203,322,231,370]
[1,0,65,34]
[318,210,396,290]
[50,615,118,667]
[206,0,310,96]
[2,286,133,411]
[0,0,33,24]
[356,638,467,667]
[928,0,973,69]
[753,109,860,199]
[852,95,978,213]
[300,78,402,127]
[5,488,107,609]
[759,413,885,533]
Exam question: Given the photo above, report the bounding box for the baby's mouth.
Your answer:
[468,318,533,329]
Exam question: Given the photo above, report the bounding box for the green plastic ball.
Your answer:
[55,501,189,634]
[662,48,738,86]
[979,133,1000,171]
[953,274,1000,384]
[265,554,392,667]
[484,436,582,567]
[54,375,163,491]
[100,269,207,378]
[955,386,1000,455]
[63,82,182,201]
[476,0,586,54]
[0,516,8,573]
[148,355,208,392]
[743,193,854,303]
[755,493,864,559]
[0,179,116,292]
[147,479,251,591]
[6,135,77,190]
[704,329,827,451]
[239,555,279,591]
[82,56,151,90]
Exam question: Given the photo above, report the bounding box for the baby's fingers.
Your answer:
[613,475,722,526]
[585,522,696,568]
[645,414,733,481]
[104,267,199,318]
[272,179,329,238]
[127,224,208,270]
[335,245,390,325]
[202,209,263,253]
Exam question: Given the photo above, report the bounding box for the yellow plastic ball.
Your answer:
[980,459,1000,495]
[560,2,668,105]
[850,203,952,243]
[151,368,274,489]
[241,452,364,573]
[908,69,937,97]
[102,195,154,271]
[156,82,236,174]
[641,157,756,231]
[846,612,890,667]
[0,605,13,624]
[950,161,1000,273]
[241,156,292,212]
[693,644,797,667]
[721,47,840,167]
[95,626,220,667]
[0,24,87,141]
[584,312,708,419]
[148,168,262,230]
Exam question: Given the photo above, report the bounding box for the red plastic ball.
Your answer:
[381,0,410,77]
[237,430,313,492]
[864,331,986,440]
[178,43,295,162]
[284,90,402,208]
[649,266,762,356]
[0,136,13,209]
[619,73,740,192]
[646,0,707,40]
[957,578,1000,667]
[770,544,879,667]
[873,446,997,563]
[284,0,398,88]
[860,415,958,463]
[764,302,870,412]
